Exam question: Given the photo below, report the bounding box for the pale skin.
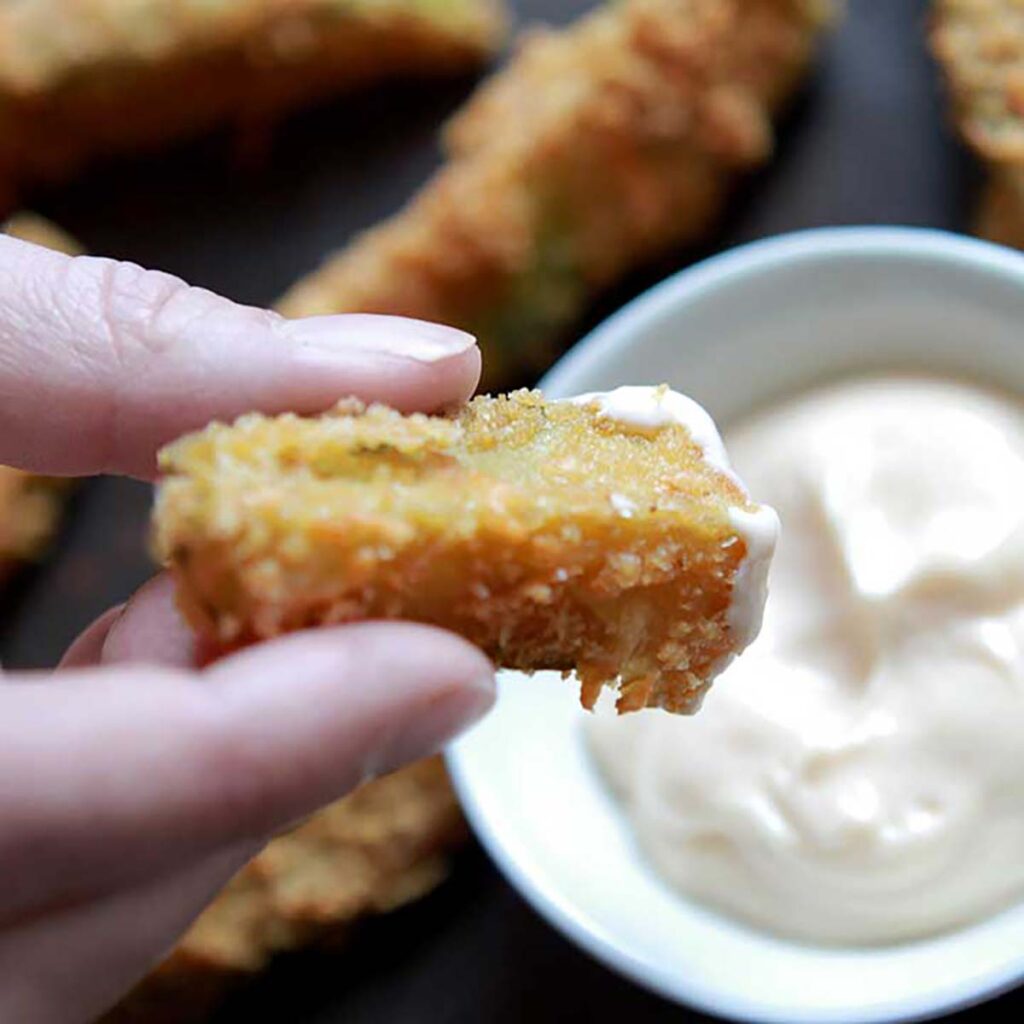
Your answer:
[0,235,496,1024]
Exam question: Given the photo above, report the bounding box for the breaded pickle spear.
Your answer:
[975,170,1024,247]
[0,0,507,207]
[931,0,1024,243]
[104,757,464,1023]
[279,0,834,388]
[0,466,68,577]
[0,214,81,578]
[2,211,83,255]
[154,388,777,715]
[931,0,1024,167]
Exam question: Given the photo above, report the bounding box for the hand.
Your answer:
[0,235,495,1024]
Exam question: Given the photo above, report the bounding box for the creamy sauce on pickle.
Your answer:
[588,377,1024,944]
[567,385,779,660]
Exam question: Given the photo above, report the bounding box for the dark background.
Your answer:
[1,1,1018,1020]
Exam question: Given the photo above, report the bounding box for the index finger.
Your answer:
[0,236,480,478]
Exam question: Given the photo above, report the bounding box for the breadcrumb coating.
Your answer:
[0,467,67,575]
[977,169,1024,245]
[279,0,833,388]
[2,211,83,255]
[931,0,1024,243]
[104,757,465,1024]
[932,0,1024,165]
[155,390,759,714]
[0,0,507,208]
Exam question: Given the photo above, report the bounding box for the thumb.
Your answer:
[0,624,493,922]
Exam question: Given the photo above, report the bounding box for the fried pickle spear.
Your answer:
[279,0,834,389]
[104,756,464,1024]
[977,171,1024,247]
[2,211,83,255]
[0,467,68,579]
[931,0,1024,244]
[0,0,508,208]
[154,387,778,714]
[0,214,81,579]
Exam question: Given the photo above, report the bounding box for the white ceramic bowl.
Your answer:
[447,228,1024,1023]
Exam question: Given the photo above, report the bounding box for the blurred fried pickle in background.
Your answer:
[931,0,1024,247]
[0,467,69,582]
[280,0,835,389]
[0,0,508,211]
[105,757,465,1023]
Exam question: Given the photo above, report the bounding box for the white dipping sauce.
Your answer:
[588,377,1024,945]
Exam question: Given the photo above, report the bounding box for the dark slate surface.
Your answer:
[1,1,1018,1021]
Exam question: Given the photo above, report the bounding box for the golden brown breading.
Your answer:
[0,0,507,207]
[154,389,766,714]
[2,211,84,255]
[0,214,81,578]
[930,0,1024,243]
[931,0,1024,166]
[104,756,465,1024]
[279,0,834,389]
[976,170,1024,245]
[0,467,68,576]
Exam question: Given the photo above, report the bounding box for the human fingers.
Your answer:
[0,623,493,920]
[0,842,254,1024]
[57,605,125,669]
[0,236,480,478]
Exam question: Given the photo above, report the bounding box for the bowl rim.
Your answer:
[540,225,1024,401]
[449,226,1024,1024]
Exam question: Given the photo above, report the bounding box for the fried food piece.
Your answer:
[279,0,834,389]
[931,0,1024,166]
[0,214,80,579]
[2,211,84,255]
[154,387,777,714]
[930,1,1024,243]
[977,170,1024,246]
[0,0,507,208]
[0,467,68,578]
[104,756,465,1024]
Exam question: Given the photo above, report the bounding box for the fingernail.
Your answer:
[370,675,495,777]
[282,313,476,364]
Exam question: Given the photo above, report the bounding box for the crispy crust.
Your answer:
[930,0,1024,243]
[103,756,465,1024]
[279,0,833,389]
[154,389,757,714]
[0,0,507,205]
[2,211,84,254]
[976,169,1024,245]
[931,0,1024,166]
[0,466,68,578]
